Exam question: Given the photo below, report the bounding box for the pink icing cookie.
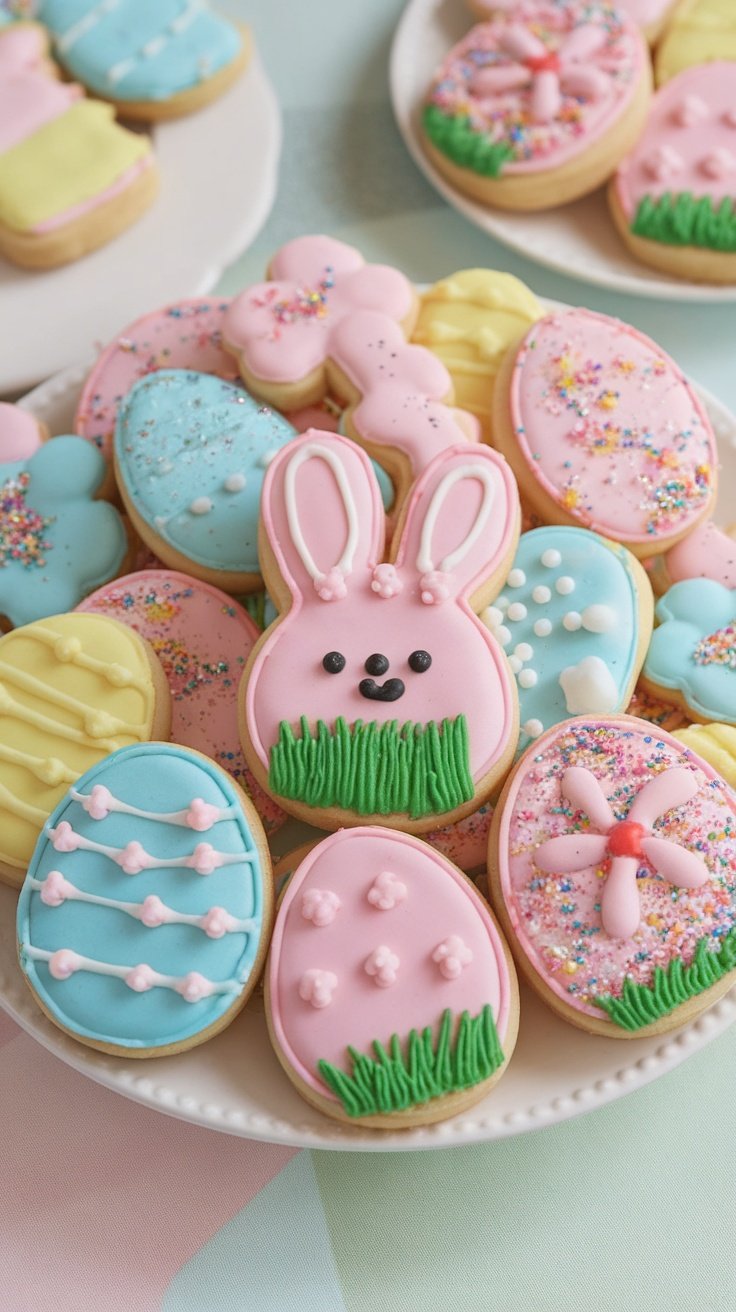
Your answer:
[0,402,44,460]
[658,519,736,592]
[468,0,676,41]
[240,430,520,832]
[77,569,284,833]
[426,803,494,874]
[493,308,717,556]
[490,715,736,1036]
[223,235,417,408]
[267,826,518,1127]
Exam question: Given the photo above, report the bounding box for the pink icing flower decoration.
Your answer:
[364,945,400,988]
[40,870,73,907]
[200,906,234,939]
[48,948,80,980]
[672,94,709,128]
[370,563,403,599]
[367,870,407,911]
[185,798,222,831]
[189,843,222,875]
[82,784,112,821]
[643,144,684,183]
[314,567,347,602]
[470,22,611,125]
[139,895,167,928]
[176,971,213,1003]
[301,888,341,927]
[432,935,474,981]
[49,821,80,853]
[419,570,451,605]
[117,841,151,875]
[125,963,156,993]
[299,968,338,1009]
[534,766,710,939]
[700,147,736,180]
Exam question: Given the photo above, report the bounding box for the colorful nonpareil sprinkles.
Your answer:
[255,268,335,336]
[694,623,736,671]
[0,473,53,569]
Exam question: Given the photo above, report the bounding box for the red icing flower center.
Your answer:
[606,820,646,860]
[526,51,560,74]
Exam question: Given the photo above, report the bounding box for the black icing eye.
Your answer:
[322,651,346,674]
[364,653,389,676]
[408,650,432,674]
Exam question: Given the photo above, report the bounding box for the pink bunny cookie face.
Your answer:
[267,826,518,1127]
[223,235,417,410]
[241,430,520,832]
[490,715,736,1037]
[493,309,717,557]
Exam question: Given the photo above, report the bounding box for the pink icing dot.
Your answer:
[140,895,167,928]
[432,935,474,981]
[40,870,72,907]
[48,949,80,980]
[419,570,451,605]
[366,871,407,911]
[370,563,404,599]
[364,945,400,988]
[49,821,80,853]
[83,785,113,821]
[700,147,735,180]
[672,95,708,128]
[314,567,347,602]
[301,888,341,927]
[176,971,211,1003]
[117,841,151,875]
[185,798,221,831]
[125,963,155,993]
[298,968,338,1009]
[189,843,221,875]
[200,906,233,938]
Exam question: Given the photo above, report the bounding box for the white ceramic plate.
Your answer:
[390,0,736,304]
[0,46,281,397]
[1,353,735,1152]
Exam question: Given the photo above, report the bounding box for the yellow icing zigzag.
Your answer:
[656,0,736,83]
[674,723,736,788]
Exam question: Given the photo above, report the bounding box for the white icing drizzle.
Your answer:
[106,0,203,87]
[284,442,360,587]
[47,824,251,873]
[416,462,495,576]
[56,0,121,53]
[27,876,257,937]
[189,497,213,515]
[69,789,237,829]
[22,945,240,1000]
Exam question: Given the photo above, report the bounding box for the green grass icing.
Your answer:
[422,104,514,178]
[317,1005,504,1118]
[594,928,736,1032]
[268,714,474,818]
[631,192,736,252]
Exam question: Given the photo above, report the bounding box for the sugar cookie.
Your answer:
[650,520,736,594]
[642,580,736,724]
[674,722,736,787]
[656,0,736,85]
[468,0,678,44]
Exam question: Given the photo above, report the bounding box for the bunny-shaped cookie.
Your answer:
[239,430,520,832]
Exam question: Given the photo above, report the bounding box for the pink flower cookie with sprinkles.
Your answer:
[422,3,651,212]
[610,62,736,284]
[491,307,717,558]
[266,826,519,1128]
[489,714,736,1037]
[239,430,520,833]
[223,235,418,411]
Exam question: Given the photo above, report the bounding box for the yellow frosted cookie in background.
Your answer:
[411,270,541,440]
[656,0,736,83]
[674,723,736,787]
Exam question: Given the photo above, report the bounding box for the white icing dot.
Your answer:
[507,568,526,588]
[523,719,544,739]
[534,618,552,637]
[484,606,504,628]
[555,576,575,595]
[496,594,509,612]
[507,602,527,622]
[581,604,616,634]
[508,655,523,674]
[563,611,582,631]
[541,549,561,568]
[224,472,246,492]
[514,643,533,662]
[518,668,538,689]
[260,449,280,468]
[189,497,212,516]
[497,626,512,648]
[559,656,619,714]
[532,585,551,604]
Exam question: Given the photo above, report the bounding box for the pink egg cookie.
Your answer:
[422,4,650,211]
[489,715,736,1037]
[652,519,736,594]
[77,570,284,833]
[426,803,494,874]
[240,430,520,833]
[611,62,736,284]
[267,826,518,1127]
[0,402,45,460]
[492,308,717,557]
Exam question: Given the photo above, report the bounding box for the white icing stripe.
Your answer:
[284,442,360,586]
[27,876,257,937]
[22,945,240,1000]
[47,824,252,873]
[69,789,237,829]
[56,0,121,54]
[106,1,204,87]
[417,463,496,575]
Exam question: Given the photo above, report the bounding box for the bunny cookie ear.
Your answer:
[393,445,519,606]
[260,429,385,606]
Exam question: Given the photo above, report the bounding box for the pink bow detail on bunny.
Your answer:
[534,767,709,939]
[470,22,611,124]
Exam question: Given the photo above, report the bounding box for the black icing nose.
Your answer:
[359,677,406,702]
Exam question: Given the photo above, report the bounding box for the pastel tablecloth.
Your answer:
[3,3,736,1309]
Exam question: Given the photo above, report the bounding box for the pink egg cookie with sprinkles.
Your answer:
[467,0,678,45]
[489,714,736,1037]
[422,3,651,212]
[77,570,285,832]
[266,826,519,1128]
[610,62,736,284]
[492,308,717,558]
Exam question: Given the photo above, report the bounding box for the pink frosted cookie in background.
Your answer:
[625,681,689,732]
[422,4,650,212]
[610,62,736,284]
[267,826,519,1127]
[648,519,736,594]
[489,715,736,1037]
[467,0,677,43]
[491,308,717,557]
[0,403,46,459]
[426,803,494,874]
[77,570,285,833]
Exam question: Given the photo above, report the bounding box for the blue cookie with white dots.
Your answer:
[483,527,653,755]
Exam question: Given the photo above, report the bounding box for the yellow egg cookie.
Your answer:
[674,723,736,787]
[656,0,736,84]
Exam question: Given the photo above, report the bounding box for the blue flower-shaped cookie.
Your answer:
[645,580,736,725]
[0,435,126,627]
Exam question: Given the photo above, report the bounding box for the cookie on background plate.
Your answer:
[674,722,736,787]
[17,742,272,1057]
[642,580,736,725]
[656,0,736,84]
[266,826,518,1128]
[467,0,679,45]
[489,715,736,1037]
[649,520,736,594]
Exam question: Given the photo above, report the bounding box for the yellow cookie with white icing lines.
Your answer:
[411,270,542,441]
[0,613,171,888]
[674,723,736,788]
[656,0,736,84]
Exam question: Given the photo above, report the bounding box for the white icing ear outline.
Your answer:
[415,462,496,603]
[283,441,360,601]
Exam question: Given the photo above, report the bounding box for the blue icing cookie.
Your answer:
[0,435,126,628]
[17,742,272,1053]
[114,369,297,582]
[38,0,242,103]
[484,526,649,754]
[644,580,736,725]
